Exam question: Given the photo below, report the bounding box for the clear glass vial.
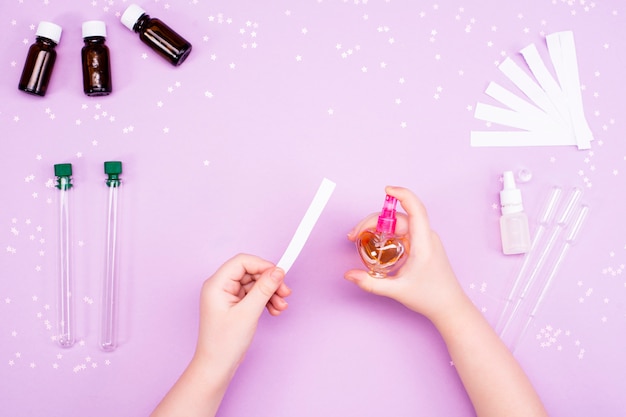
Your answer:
[81,20,112,96]
[100,161,122,352]
[54,163,75,348]
[18,21,62,96]
[120,4,192,66]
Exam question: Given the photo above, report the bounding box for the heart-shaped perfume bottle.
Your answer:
[355,194,409,278]
[357,230,408,277]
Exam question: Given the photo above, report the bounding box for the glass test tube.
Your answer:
[100,161,122,351]
[500,187,582,339]
[55,164,75,348]
[496,186,563,334]
[513,205,589,350]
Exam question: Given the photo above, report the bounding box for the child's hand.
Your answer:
[195,254,291,375]
[345,186,465,321]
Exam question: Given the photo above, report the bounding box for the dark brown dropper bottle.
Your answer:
[81,21,112,96]
[18,22,62,96]
[120,4,192,66]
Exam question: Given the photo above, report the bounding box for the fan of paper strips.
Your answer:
[471,31,593,150]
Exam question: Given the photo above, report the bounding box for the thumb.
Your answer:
[241,267,285,317]
[344,269,395,298]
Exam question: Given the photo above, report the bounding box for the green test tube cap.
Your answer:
[104,161,122,186]
[54,163,72,177]
[54,163,73,189]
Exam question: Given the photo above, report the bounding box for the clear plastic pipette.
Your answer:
[500,187,582,339]
[513,205,589,350]
[55,163,75,348]
[100,161,122,351]
[496,186,563,333]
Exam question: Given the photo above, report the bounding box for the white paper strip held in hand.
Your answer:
[276,178,336,273]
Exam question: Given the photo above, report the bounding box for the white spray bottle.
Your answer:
[500,171,531,255]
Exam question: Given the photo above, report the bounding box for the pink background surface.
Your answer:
[1,1,625,416]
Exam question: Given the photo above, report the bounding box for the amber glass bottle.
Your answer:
[120,4,192,66]
[81,21,112,96]
[18,22,62,96]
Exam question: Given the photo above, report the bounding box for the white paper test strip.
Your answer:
[546,31,593,150]
[471,130,575,147]
[276,178,336,273]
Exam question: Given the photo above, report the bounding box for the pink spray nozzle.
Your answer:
[376,194,398,234]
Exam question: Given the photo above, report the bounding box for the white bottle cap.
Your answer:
[36,21,62,44]
[82,20,107,38]
[500,171,524,215]
[121,4,147,31]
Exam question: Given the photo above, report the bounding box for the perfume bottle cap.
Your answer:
[121,4,147,31]
[376,194,398,234]
[500,171,524,214]
[82,20,107,38]
[36,21,62,44]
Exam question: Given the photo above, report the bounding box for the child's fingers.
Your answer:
[239,267,286,318]
[385,186,432,245]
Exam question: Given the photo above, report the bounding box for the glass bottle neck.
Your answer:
[36,36,57,47]
[83,36,105,45]
[133,14,151,33]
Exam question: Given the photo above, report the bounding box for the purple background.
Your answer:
[1,1,625,416]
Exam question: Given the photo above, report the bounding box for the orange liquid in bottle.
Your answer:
[357,229,408,278]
